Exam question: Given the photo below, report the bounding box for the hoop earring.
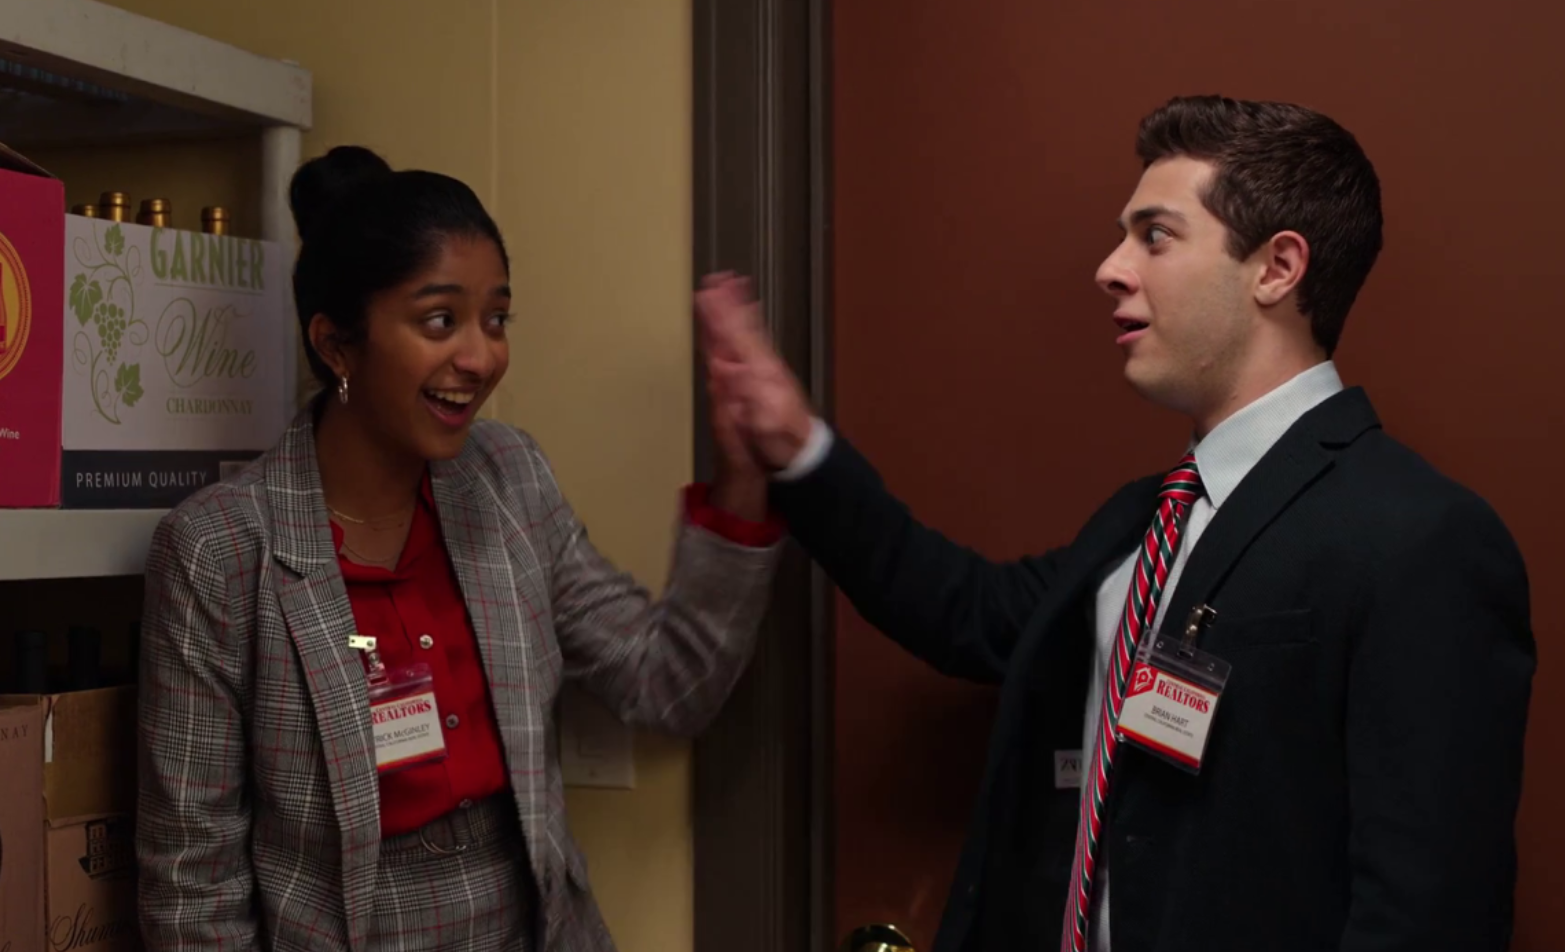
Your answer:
[337,375,350,405]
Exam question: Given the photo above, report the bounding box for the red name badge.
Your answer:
[1117,605,1231,774]
[351,634,449,775]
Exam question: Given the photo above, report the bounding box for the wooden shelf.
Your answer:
[0,509,168,581]
[0,0,311,583]
[0,0,311,134]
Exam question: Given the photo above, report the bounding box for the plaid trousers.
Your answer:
[367,797,535,952]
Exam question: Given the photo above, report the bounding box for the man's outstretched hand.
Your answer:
[695,272,815,472]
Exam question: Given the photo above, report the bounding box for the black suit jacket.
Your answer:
[772,388,1534,952]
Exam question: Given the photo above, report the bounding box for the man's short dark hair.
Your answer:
[1136,95,1383,356]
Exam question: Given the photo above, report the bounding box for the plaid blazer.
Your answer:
[136,407,781,952]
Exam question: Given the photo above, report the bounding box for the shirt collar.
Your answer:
[1192,361,1344,509]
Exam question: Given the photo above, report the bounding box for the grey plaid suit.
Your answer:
[137,406,781,951]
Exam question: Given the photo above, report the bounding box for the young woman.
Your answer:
[136,146,783,952]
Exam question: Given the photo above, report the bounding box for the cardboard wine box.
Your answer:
[44,816,137,952]
[0,701,45,952]
[0,689,138,952]
[61,214,290,508]
[0,143,65,508]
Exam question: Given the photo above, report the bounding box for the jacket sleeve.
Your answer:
[1340,495,1534,951]
[137,510,258,951]
[769,432,1062,684]
[525,441,783,737]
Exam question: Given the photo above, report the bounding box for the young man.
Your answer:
[696,95,1534,952]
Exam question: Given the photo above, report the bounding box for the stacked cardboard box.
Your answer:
[0,702,45,952]
[60,214,287,507]
[0,144,65,508]
[0,688,139,952]
[0,139,291,512]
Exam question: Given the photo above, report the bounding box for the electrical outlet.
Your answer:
[558,683,635,789]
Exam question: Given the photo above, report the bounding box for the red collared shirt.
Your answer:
[333,476,783,838]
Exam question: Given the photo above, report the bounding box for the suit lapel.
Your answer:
[1022,473,1166,660]
[264,405,381,952]
[1158,387,1382,637]
[1045,478,1164,629]
[429,451,551,894]
[990,474,1163,743]
[1157,441,1331,637]
[1071,477,1166,587]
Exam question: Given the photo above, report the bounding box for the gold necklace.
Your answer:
[327,503,414,528]
[339,538,403,570]
[335,512,413,569]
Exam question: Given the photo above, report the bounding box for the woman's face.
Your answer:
[330,233,512,463]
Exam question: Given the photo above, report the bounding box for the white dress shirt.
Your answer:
[1082,361,1342,950]
[777,361,1346,949]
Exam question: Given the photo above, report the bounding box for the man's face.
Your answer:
[1095,156,1258,420]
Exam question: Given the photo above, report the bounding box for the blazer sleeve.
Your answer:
[136,510,258,952]
[769,432,1063,684]
[1341,495,1534,951]
[524,440,783,738]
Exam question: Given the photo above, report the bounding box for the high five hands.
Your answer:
[694,273,815,480]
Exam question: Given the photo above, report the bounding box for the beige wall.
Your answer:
[68,2,699,948]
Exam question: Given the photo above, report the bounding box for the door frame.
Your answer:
[690,0,834,950]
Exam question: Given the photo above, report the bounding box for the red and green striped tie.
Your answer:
[1061,453,1203,952]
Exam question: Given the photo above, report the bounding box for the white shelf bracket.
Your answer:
[261,125,305,416]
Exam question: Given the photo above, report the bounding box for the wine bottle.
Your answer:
[137,198,172,227]
[66,625,102,692]
[71,203,100,218]
[12,630,48,694]
[201,206,230,235]
[98,191,130,222]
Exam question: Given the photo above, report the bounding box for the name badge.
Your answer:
[1053,750,1083,789]
[365,658,448,775]
[1117,605,1231,775]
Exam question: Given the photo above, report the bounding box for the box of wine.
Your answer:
[0,143,65,508]
[0,688,138,952]
[61,214,290,508]
[0,701,46,952]
[44,815,136,952]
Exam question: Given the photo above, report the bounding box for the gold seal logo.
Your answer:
[0,230,33,382]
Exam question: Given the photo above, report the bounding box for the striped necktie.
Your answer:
[1062,453,1203,952]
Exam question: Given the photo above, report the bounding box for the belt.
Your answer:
[380,794,519,863]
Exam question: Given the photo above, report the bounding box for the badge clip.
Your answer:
[1121,603,1231,775]
[1182,604,1216,644]
[1175,604,1218,658]
[349,633,388,683]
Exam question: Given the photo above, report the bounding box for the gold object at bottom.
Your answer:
[841,924,916,952]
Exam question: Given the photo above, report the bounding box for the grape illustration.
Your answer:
[70,222,147,425]
[91,301,127,364]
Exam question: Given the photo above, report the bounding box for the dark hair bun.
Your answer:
[288,145,393,241]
